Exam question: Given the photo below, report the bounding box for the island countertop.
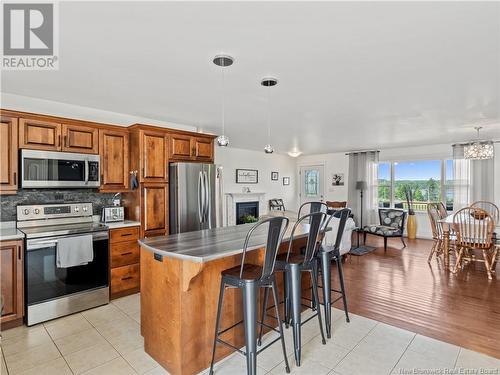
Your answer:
[139,221,315,263]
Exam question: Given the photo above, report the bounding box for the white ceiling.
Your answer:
[2,1,500,155]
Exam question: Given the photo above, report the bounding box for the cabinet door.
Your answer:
[99,129,129,191]
[169,134,192,160]
[142,132,168,182]
[0,116,18,194]
[0,241,24,324]
[62,123,98,154]
[142,184,168,237]
[193,137,213,161]
[19,118,61,150]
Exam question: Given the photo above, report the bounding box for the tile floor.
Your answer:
[1,293,499,375]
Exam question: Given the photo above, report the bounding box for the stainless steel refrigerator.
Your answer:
[169,163,223,234]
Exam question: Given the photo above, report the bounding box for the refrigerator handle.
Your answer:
[203,171,209,222]
[198,171,204,223]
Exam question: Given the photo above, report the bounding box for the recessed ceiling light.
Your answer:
[287,150,302,157]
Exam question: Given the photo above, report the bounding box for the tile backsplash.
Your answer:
[1,189,118,221]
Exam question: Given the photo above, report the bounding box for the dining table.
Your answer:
[438,214,500,270]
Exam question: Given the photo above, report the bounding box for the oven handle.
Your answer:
[27,231,109,251]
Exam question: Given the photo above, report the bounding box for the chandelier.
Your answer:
[464,127,494,160]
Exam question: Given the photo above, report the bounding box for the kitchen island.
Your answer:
[139,222,313,375]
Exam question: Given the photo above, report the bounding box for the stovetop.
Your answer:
[19,222,109,239]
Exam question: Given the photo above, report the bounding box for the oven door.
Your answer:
[21,149,100,188]
[25,231,109,306]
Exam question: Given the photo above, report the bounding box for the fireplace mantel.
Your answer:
[225,192,267,226]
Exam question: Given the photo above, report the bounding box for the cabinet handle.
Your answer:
[18,246,22,260]
[121,233,132,237]
[64,135,68,147]
[13,172,17,185]
[120,252,133,256]
[121,276,133,281]
[58,135,61,147]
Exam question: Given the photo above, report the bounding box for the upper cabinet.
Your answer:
[61,123,99,154]
[130,129,169,183]
[19,118,61,151]
[99,128,130,192]
[169,133,214,162]
[0,116,18,194]
[19,118,99,154]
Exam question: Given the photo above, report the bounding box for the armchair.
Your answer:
[363,209,407,250]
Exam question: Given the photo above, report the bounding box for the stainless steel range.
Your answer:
[17,203,109,326]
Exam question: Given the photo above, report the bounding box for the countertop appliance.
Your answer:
[169,163,223,234]
[17,203,109,326]
[101,206,125,223]
[21,149,100,188]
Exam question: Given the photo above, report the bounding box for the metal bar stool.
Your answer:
[209,216,291,375]
[259,211,327,367]
[317,208,351,338]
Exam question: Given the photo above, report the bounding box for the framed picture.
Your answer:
[331,173,345,186]
[271,171,279,181]
[283,177,290,186]
[236,169,258,184]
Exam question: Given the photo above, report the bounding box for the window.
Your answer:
[304,169,319,197]
[377,159,453,212]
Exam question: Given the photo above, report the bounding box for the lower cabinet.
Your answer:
[109,226,140,299]
[0,240,24,328]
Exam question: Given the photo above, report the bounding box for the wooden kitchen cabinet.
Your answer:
[19,118,61,151]
[193,136,214,160]
[0,240,24,328]
[61,123,99,154]
[169,134,192,160]
[129,127,169,183]
[142,184,169,237]
[99,128,130,192]
[169,133,214,162]
[109,226,140,299]
[0,116,18,194]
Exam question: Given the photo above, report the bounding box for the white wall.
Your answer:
[1,93,197,131]
[214,147,298,214]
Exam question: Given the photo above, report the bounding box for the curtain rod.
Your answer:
[345,150,380,155]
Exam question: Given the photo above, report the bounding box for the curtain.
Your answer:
[347,151,379,227]
[452,144,495,210]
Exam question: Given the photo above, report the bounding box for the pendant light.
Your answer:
[213,54,234,147]
[261,77,278,154]
[464,126,494,160]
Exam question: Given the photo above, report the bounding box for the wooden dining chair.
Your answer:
[452,207,496,280]
[427,203,447,263]
[471,201,499,273]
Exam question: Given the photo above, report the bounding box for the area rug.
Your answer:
[349,245,377,256]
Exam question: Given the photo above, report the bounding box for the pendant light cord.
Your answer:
[221,63,225,136]
[267,85,271,143]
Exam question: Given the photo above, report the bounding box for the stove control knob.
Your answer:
[74,207,80,213]
[34,208,40,214]
[23,208,30,215]
[82,206,88,212]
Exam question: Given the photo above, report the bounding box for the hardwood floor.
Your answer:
[331,236,500,359]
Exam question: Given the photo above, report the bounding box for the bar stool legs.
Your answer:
[319,251,332,338]
[318,250,350,340]
[210,276,290,375]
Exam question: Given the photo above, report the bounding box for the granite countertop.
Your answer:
[139,221,322,263]
[0,222,25,241]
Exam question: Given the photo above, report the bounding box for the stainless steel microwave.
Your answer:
[21,149,100,188]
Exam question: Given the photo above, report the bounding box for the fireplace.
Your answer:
[236,201,259,225]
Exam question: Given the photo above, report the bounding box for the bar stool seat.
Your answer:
[222,264,264,281]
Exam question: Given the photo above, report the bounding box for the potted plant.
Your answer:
[402,184,417,239]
